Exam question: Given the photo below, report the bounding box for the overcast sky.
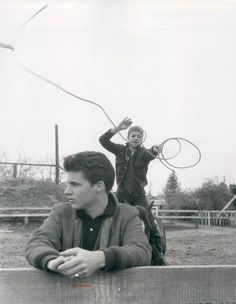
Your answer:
[0,0,236,194]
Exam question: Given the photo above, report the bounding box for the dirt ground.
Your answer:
[0,220,235,268]
[164,221,236,265]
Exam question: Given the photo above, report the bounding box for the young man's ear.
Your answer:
[95,181,105,193]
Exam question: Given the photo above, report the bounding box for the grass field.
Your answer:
[0,220,235,268]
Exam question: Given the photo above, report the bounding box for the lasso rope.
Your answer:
[0,5,201,172]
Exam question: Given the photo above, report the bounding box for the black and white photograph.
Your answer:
[0,1,236,303]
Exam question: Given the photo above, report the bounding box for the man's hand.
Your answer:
[153,145,161,154]
[47,256,72,272]
[111,117,132,134]
[57,247,106,278]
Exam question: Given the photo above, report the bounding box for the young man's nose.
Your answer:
[64,185,72,195]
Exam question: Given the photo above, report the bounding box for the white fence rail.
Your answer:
[0,207,236,227]
[153,209,236,227]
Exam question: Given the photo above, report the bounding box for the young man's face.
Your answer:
[64,171,96,210]
[127,131,143,148]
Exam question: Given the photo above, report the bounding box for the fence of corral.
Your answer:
[0,207,236,226]
[153,209,236,227]
[0,207,51,225]
[0,125,61,184]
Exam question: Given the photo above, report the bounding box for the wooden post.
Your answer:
[55,124,59,185]
[195,211,200,228]
[203,211,206,226]
[200,211,204,225]
[24,216,29,226]
[13,164,17,178]
[208,211,211,227]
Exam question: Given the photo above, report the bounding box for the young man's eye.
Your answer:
[70,182,80,186]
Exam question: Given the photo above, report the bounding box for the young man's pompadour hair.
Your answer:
[63,151,115,193]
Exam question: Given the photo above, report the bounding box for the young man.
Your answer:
[99,117,160,207]
[25,151,151,277]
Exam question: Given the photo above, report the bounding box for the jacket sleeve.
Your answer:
[25,206,63,270]
[102,210,152,270]
[99,129,123,155]
[143,146,159,162]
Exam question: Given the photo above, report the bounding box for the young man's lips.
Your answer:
[68,198,76,203]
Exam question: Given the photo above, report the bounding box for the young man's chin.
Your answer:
[130,143,140,148]
[68,200,79,208]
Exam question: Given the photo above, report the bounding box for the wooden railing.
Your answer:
[0,207,51,225]
[153,209,236,227]
[1,207,236,227]
[1,266,236,304]
[0,124,60,184]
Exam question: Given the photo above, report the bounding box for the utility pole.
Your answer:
[55,124,59,184]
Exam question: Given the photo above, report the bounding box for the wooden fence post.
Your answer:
[208,211,211,226]
[219,212,222,226]
[55,124,59,185]
[13,164,17,178]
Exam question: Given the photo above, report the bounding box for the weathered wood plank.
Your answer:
[1,266,236,304]
[0,213,49,217]
[0,207,52,211]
